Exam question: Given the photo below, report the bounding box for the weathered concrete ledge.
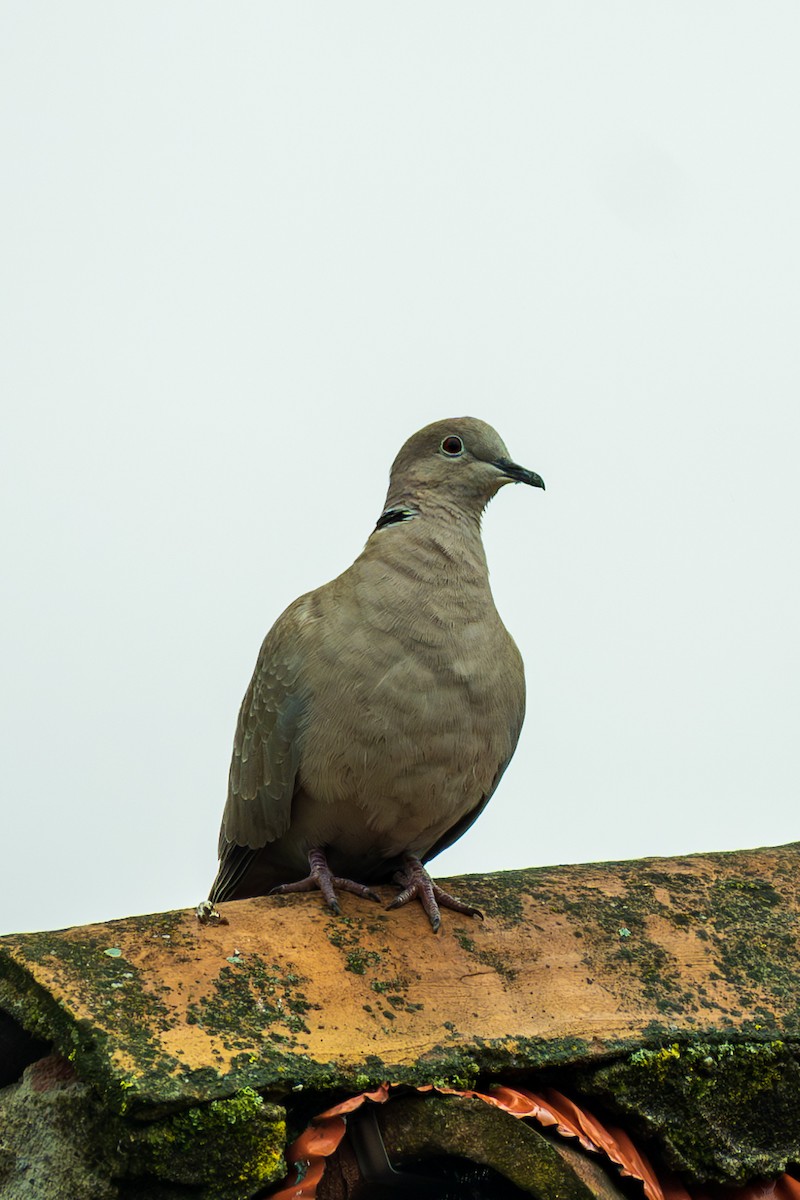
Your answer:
[1,841,800,1196]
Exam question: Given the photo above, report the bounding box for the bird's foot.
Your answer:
[270,847,381,915]
[196,899,228,925]
[387,854,483,933]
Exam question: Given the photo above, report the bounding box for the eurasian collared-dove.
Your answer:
[198,417,544,931]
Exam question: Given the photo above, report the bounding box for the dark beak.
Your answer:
[493,458,546,490]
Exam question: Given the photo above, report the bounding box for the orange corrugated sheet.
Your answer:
[268,1080,798,1200]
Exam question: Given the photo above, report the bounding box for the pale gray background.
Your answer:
[2,3,798,936]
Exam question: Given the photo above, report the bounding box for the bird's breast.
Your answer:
[294,561,524,857]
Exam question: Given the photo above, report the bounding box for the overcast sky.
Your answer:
[2,3,799,936]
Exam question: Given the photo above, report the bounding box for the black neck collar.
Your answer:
[374,506,418,531]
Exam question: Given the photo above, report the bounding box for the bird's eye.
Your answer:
[440,435,464,457]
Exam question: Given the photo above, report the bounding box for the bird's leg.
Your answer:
[271,847,381,915]
[387,854,483,933]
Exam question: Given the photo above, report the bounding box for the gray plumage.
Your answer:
[200,417,544,931]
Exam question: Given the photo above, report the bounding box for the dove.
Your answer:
[198,417,544,931]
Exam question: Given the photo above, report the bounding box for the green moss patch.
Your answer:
[186,953,315,1051]
[582,1039,800,1184]
[127,1087,285,1199]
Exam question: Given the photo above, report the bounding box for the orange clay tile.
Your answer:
[1,842,799,1113]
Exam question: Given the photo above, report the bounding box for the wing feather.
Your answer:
[209,616,308,903]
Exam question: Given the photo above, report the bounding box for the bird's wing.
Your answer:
[210,621,308,903]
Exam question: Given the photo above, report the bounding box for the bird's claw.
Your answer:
[270,848,381,914]
[388,855,483,932]
[196,899,227,925]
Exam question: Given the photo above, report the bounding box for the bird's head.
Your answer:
[384,417,545,515]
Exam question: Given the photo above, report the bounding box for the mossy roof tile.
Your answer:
[1,842,799,1113]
